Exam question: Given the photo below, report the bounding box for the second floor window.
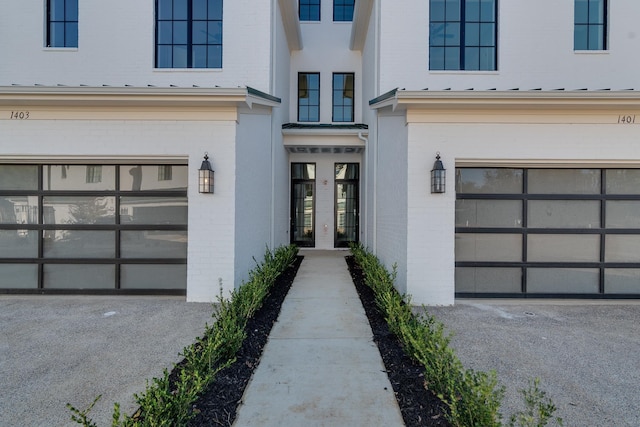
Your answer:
[429,0,497,71]
[334,0,355,22]
[47,0,78,48]
[333,73,354,122]
[156,0,223,69]
[298,73,320,122]
[574,0,607,50]
[300,0,321,21]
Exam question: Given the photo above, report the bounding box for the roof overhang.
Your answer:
[369,88,640,112]
[0,85,281,109]
[282,124,368,154]
[279,0,303,51]
[350,0,373,51]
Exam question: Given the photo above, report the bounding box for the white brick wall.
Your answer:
[0,1,273,91]
[377,0,640,91]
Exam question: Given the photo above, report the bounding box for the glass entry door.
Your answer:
[291,163,315,247]
[335,163,359,247]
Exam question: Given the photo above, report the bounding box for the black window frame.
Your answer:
[574,0,607,51]
[298,72,321,123]
[155,0,223,69]
[332,72,354,123]
[299,0,321,21]
[46,0,78,48]
[333,0,355,22]
[429,0,498,71]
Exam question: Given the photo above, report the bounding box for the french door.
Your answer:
[290,163,316,247]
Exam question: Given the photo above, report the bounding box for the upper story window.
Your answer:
[333,73,354,122]
[429,0,497,71]
[574,0,607,50]
[334,0,355,22]
[47,0,78,48]
[299,0,321,21]
[156,0,223,69]
[298,73,320,122]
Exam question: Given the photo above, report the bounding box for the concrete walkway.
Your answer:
[233,250,404,427]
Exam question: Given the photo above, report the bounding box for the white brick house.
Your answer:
[1,0,639,304]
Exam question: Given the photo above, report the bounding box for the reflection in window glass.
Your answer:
[332,73,354,122]
[299,0,321,21]
[455,168,523,193]
[291,163,316,180]
[44,230,115,258]
[574,0,606,50]
[528,169,600,194]
[43,165,115,190]
[298,73,320,122]
[121,230,187,258]
[0,165,38,190]
[44,264,115,289]
[606,169,640,194]
[120,197,187,224]
[43,196,116,224]
[0,196,39,224]
[121,264,187,289]
[0,230,38,258]
[120,165,187,191]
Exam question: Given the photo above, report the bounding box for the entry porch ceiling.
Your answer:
[282,123,367,154]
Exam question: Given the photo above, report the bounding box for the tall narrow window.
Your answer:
[332,73,354,122]
[47,0,78,48]
[574,0,607,50]
[298,73,320,122]
[429,0,497,71]
[156,0,223,68]
[299,0,321,21]
[334,0,355,22]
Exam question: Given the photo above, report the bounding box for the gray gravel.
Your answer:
[424,300,640,427]
[0,296,213,427]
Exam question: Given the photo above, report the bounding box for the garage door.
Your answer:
[455,168,640,297]
[0,164,187,293]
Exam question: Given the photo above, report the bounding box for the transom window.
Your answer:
[334,0,355,22]
[574,0,607,50]
[46,0,78,48]
[299,0,321,21]
[332,73,354,122]
[298,73,320,122]
[156,0,223,69]
[429,0,497,71]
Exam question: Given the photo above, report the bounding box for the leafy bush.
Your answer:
[349,243,560,427]
[68,244,298,427]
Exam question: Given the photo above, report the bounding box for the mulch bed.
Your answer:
[185,253,450,427]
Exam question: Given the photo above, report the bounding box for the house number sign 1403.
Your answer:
[10,111,30,119]
[618,115,636,124]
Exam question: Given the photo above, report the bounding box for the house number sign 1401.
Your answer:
[618,115,636,124]
[10,111,30,119]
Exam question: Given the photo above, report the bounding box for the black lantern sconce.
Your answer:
[430,152,446,193]
[198,152,215,194]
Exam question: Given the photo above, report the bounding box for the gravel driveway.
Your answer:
[425,300,640,427]
[0,296,213,427]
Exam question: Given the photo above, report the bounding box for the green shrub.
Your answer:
[68,244,298,427]
[349,243,560,427]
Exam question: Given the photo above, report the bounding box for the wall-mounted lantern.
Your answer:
[198,153,215,194]
[430,152,446,193]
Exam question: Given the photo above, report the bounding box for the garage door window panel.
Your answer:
[455,267,521,293]
[606,201,640,228]
[455,199,522,227]
[43,196,116,224]
[0,230,38,258]
[605,235,640,263]
[44,264,115,289]
[43,230,115,258]
[455,233,522,262]
[527,234,600,262]
[121,264,187,289]
[455,168,523,193]
[43,165,116,191]
[528,169,600,194]
[121,230,187,258]
[0,265,38,288]
[527,200,600,229]
[0,196,38,224]
[0,165,38,190]
[120,165,188,191]
[606,169,640,194]
[527,268,600,294]
[605,269,640,294]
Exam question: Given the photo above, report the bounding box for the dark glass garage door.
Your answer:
[455,168,640,297]
[0,164,187,294]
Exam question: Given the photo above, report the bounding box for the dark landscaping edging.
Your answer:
[186,255,303,426]
[345,255,451,427]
